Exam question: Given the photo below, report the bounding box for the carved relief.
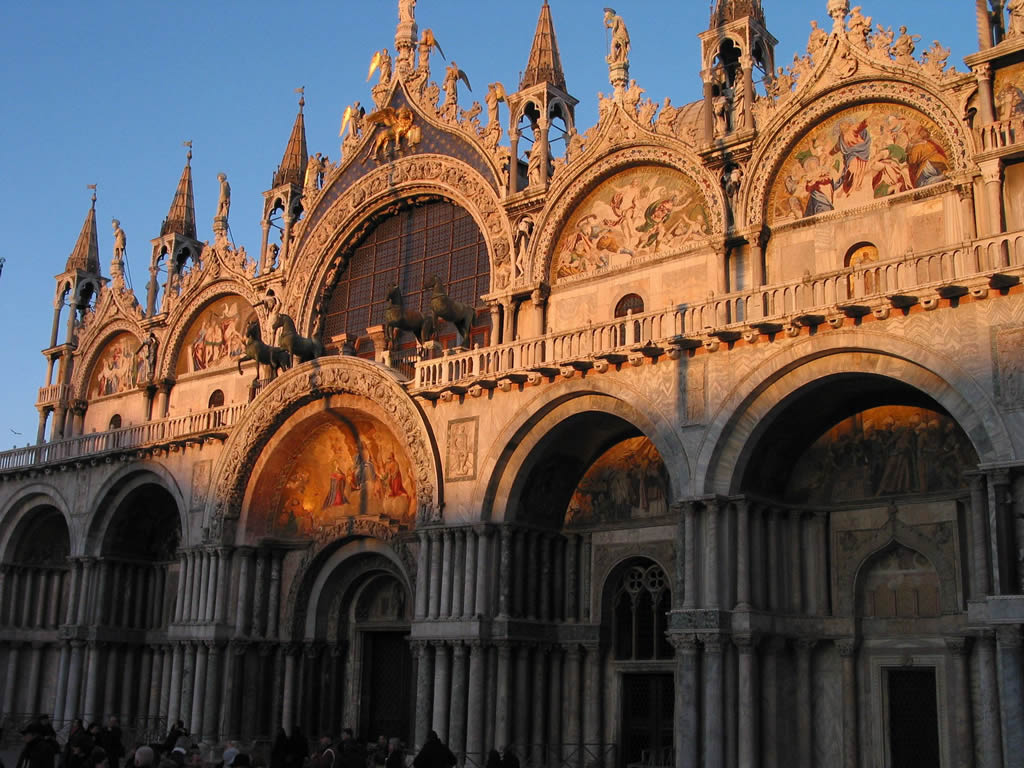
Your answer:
[445,417,478,483]
[190,460,212,512]
[993,325,1024,408]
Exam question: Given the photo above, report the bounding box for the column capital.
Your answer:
[229,639,250,656]
[944,635,973,655]
[733,634,760,651]
[973,62,993,80]
[562,642,582,658]
[996,624,1023,648]
[795,636,819,653]
[257,641,276,657]
[667,633,700,653]
[452,641,468,657]
[703,634,725,654]
[835,637,859,657]
[410,639,431,655]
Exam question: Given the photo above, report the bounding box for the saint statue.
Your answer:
[398,0,415,24]
[604,8,630,65]
[217,173,231,220]
[112,219,126,263]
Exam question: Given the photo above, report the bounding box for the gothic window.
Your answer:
[322,200,490,350]
[208,389,225,409]
[612,561,672,661]
[108,414,122,430]
[845,242,879,297]
[615,294,645,346]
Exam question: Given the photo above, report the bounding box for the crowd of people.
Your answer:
[7,715,524,768]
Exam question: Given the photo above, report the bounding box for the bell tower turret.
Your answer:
[39,189,105,443]
[145,146,201,316]
[260,92,309,274]
[506,1,577,196]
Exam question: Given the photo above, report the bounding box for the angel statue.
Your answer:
[604,8,630,64]
[443,61,472,108]
[486,82,506,127]
[368,48,392,85]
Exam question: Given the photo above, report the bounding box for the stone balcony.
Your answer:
[977,116,1024,157]
[36,384,71,408]
[3,229,1024,474]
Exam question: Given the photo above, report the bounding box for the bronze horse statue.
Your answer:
[384,284,435,350]
[427,275,476,348]
[237,319,290,378]
[272,313,326,365]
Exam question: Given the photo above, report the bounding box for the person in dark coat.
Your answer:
[383,739,403,768]
[17,723,59,768]
[98,719,124,768]
[484,751,501,768]
[161,723,187,756]
[270,729,289,768]
[499,747,518,768]
[412,732,454,768]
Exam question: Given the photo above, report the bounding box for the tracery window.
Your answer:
[322,200,490,349]
[613,562,672,661]
[615,293,645,318]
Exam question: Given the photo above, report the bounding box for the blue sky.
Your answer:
[0,1,980,444]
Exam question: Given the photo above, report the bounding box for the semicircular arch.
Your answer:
[289,155,513,334]
[744,78,973,229]
[71,322,145,400]
[160,281,266,382]
[528,144,726,287]
[479,381,691,524]
[0,484,73,561]
[697,330,1014,496]
[206,356,441,535]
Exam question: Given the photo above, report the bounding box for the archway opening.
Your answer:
[3,506,70,630]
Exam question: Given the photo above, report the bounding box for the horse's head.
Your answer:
[386,284,402,303]
[245,319,262,340]
[426,274,443,293]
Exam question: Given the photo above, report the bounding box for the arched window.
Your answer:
[612,561,672,661]
[845,242,879,297]
[615,294,645,346]
[208,389,225,409]
[322,199,490,351]
[108,414,122,430]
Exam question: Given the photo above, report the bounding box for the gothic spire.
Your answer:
[274,93,309,188]
[65,190,100,274]
[160,146,197,239]
[520,1,566,91]
[710,0,765,27]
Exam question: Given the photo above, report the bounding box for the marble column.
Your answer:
[553,535,566,621]
[760,638,782,768]
[547,647,563,766]
[498,528,513,617]
[215,548,233,625]
[566,534,579,621]
[174,554,188,623]
[235,548,253,635]
[282,646,297,734]
[251,550,267,637]
[267,552,281,638]
[795,639,816,768]
[202,642,222,742]
[466,642,486,765]
[65,560,82,625]
[102,645,119,718]
[837,639,858,768]
[580,534,592,621]
[583,644,602,763]
[706,501,720,608]
[977,632,1003,768]
[512,531,525,617]
[449,642,468,759]
[563,645,581,768]
[197,552,210,623]
[788,512,803,614]
[190,551,203,622]
[703,636,724,768]
[83,641,101,722]
[136,646,152,726]
[463,529,477,619]
[429,531,443,620]
[735,500,751,610]
[180,644,197,733]
[494,643,511,752]
[672,635,699,768]
[540,535,553,621]
[219,641,243,739]
[25,642,43,717]
[168,643,184,723]
[969,474,991,597]
[531,647,547,765]
[414,641,435,749]
[736,636,758,768]
[996,625,1023,761]
[159,644,173,727]
[475,527,491,618]
[944,637,974,768]
[205,551,220,623]
[415,531,430,620]
[766,511,780,612]
[683,503,697,608]
[433,642,452,741]
[64,640,85,722]
[53,644,71,723]
[440,531,455,619]
[77,558,95,625]
[526,533,540,620]
[514,646,530,748]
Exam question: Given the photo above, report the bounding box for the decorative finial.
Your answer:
[87,183,97,207]
[295,86,305,111]
[183,140,193,164]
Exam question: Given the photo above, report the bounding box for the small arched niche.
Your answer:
[857,543,941,619]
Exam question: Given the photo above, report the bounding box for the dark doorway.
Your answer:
[621,673,674,768]
[887,667,940,767]
[360,630,412,742]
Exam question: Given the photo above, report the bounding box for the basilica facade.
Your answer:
[2,1,1024,767]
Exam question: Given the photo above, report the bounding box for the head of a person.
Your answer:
[223,747,239,767]
[108,717,118,729]
[427,732,439,744]
[135,746,155,768]
[388,739,400,754]
[342,729,354,743]
[21,723,43,742]
[90,747,109,768]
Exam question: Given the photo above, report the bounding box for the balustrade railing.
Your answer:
[413,229,1024,389]
[978,117,1024,152]
[0,403,246,472]
[36,384,71,406]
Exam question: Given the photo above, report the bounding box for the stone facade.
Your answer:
[3,1,1024,767]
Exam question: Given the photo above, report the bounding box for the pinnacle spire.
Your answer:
[273,94,309,188]
[160,147,197,239]
[520,0,566,91]
[65,190,100,274]
[711,0,765,27]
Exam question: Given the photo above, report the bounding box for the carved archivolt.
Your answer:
[287,155,512,333]
[205,356,440,532]
[159,281,264,382]
[529,145,726,286]
[744,79,973,228]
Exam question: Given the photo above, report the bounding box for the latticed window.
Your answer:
[613,562,673,660]
[615,293,645,318]
[322,200,490,348]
